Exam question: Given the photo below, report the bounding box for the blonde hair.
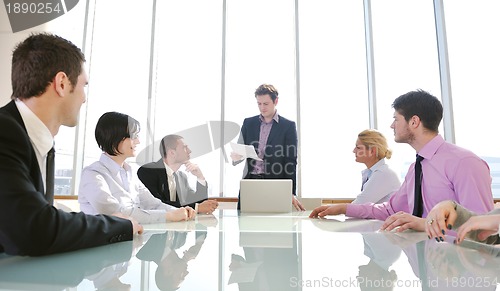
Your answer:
[357,129,392,160]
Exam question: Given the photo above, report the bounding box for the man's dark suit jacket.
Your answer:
[239,114,298,194]
[0,100,132,256]
[137,159,208,208]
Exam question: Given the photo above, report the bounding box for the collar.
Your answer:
[417,135,444,160]
[361,167,372,177]
[15,98,54,155]
[369,158,386,172]
[163,161,175,176]
[100,153,131,174]
[259,110,279,124]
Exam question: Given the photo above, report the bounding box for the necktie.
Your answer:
[45,147,55,204]
[412,154,424,217]
[169,172,177,201]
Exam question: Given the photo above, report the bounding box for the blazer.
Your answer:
[238,114,298,194]
[0,100,132,256]
[137,159,208,208]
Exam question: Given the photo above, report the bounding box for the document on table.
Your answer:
[230,142,262,161]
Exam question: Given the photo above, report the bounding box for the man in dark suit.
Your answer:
[0,33,142,256]
[138,134,218,214]
[230,84,304,211]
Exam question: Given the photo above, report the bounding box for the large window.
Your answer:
[147,0,223,196]
[44,1,87,195]
[443,0,500,198]
[224,0,297,197]
[42,0,500,199]
[81,0,153,167]
[371,0,441,182]
[298,0,368,198]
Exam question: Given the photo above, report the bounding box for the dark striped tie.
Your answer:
[45,147,55,204]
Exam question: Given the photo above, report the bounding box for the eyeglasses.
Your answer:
[128,132,140,140]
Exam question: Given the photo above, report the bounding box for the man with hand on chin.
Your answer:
[138,134,218,214]
[310,90,494,233]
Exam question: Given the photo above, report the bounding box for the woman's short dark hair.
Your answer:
[95,112,140,156]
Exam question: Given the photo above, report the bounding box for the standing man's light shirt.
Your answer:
[252,112,279,174]
[15,99,53,193]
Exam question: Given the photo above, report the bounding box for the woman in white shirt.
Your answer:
[79,112,195,223]
[351,129,401,204]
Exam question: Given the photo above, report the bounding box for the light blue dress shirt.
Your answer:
[352,159,401,204]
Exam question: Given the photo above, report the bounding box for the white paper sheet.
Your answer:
[230,142,262,161]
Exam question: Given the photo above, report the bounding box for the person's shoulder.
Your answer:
[0,109,21,130]
[241,115,260,129]
[138,160,164,172]
[0,102,19,125]
[82,159,107,174]
[0,105,30,145]
[243,115,260,123]
[277,115,296,125]
[441,141,483,160]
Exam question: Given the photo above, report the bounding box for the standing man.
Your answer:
[231,84,304,211]
[0,33,142,256]
[310,89,494,232]
[138,134,218,214]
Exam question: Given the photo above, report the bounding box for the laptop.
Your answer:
[239,179,293,213]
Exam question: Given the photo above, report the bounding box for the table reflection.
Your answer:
[357,233,402,291]
[227,215,301,291]
[137,229,208,290]
[0,240,134,290]
[0,212,499,291]
[385,231,500,290]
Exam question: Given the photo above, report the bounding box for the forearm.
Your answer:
[346,199,399,221]
[454,206,500,244]
[129,208,167,224]
[196,181,208,198]
[453,204,475,229]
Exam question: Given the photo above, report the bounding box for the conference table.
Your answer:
[0,209,499,291]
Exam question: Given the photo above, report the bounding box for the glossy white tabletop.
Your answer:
[0,210,499,291]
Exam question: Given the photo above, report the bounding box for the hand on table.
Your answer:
[381,211,426,232]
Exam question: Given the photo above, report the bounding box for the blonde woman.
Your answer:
[351,129,401,204]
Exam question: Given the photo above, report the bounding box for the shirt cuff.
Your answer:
[195,203,199,213]
[197,179,206,186]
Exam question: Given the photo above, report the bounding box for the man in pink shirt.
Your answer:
[310,89,494,232]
